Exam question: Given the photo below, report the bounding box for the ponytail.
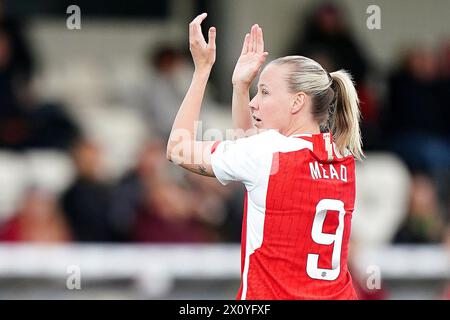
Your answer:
[329,70,365,161]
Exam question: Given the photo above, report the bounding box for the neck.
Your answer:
[282,123,321,137]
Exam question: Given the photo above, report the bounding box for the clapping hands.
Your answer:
[232,24,269,88]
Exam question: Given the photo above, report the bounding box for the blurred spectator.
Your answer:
[0,2,34,148]
[0,3,79,151]
[385,47,446,139]
[109,140,167,241]
[131,143,217,243]
[286,2,381,150]
[385,46,450,224]
[393,174,444,244]
[61,139,114,242]
[0,189,72,242]
[133,45,193,139]
[110,140,218,243]
[219,186,245,243]
[0,1,34,116]
[0,27,30,148]
[287,2,369,85]
[185,172,244,243]
[131,44,220,140]
[25,101,81,150]
[0,0,34,84]
[132,176,216,243]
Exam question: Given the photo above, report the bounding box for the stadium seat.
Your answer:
[352,152,411,247]
[72,104,148,179]
[25,150,76,196]
[0,152,29,222]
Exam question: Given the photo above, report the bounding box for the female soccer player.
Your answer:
[167,13,364,300]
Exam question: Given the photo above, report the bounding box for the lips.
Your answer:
[252,115,262,122]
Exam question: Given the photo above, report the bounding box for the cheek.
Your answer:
[261,95,290,122]
[260,96,278,115]
[258,101,278,128]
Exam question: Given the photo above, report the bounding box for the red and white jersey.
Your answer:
[210,129,358,300]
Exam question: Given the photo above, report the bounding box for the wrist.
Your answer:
[232,82,251,93]
[193,68,212,80]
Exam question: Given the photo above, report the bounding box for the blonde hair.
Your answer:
[271,55,365,160]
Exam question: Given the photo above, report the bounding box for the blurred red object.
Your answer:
[0,190,72,242]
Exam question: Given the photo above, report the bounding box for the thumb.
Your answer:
[207,27,216,49]
[259,51,269,62]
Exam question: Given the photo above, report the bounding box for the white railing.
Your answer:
[0,243,448,299]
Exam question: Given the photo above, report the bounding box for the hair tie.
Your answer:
[322,71,336,134]
[328,77,337,119]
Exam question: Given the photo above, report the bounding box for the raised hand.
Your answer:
[232,24,269,88]
[189,13,216,73]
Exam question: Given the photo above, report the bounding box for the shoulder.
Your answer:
[240,129,280,144]
[213,130,313,159]
[239,130,313,152]
[215,129,280,154]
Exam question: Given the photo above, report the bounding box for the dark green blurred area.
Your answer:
[4,0,169,18]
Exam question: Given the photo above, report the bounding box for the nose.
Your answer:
[249,95,258,110]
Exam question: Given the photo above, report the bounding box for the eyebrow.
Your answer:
[258,84,268,88]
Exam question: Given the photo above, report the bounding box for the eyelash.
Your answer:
[261,89,268,95]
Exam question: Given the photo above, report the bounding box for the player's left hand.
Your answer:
[232,24,268,88]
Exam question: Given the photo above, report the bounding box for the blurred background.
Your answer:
[0,0,449,299]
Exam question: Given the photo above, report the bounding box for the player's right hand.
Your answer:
[189,13,216,73]
[232,24,269,88]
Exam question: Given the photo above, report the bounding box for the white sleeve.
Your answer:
[210,133,268,190]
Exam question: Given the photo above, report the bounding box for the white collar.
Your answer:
[289,133,313,138]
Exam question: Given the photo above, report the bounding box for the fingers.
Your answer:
[252,25,258,53]
[189,13,208,45]
[256,26,264,54]
[191,12,207,25]
[260,51,269,63]
[241,33,250,55]
[248,24,256,52]
[246,24,264,54]
[207,27,216,49]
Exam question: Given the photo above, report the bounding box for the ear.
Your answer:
[291,92,306,114]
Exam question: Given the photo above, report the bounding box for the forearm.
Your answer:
[232,83,253,134]
[168,70,210,152]
[166,69,216,176]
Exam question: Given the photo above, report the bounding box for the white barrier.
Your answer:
[0,243,448,299]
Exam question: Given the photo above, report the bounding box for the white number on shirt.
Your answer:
[306,199,346,281]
